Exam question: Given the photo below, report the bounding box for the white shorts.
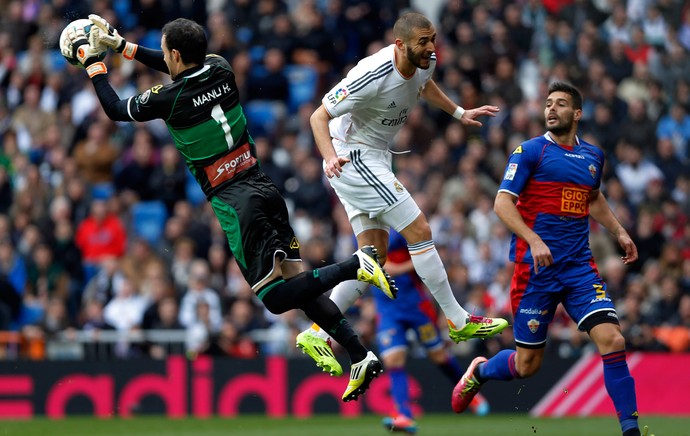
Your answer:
[327,140,421,235]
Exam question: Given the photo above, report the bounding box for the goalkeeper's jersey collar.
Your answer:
[174,64,209,81]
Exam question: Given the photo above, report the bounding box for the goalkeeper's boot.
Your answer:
[381,414,418,434]
[296,330,343,376]
[448,314,509,343]
[452,356,487,413]
[342,351,382,402]
[354,246,397,299]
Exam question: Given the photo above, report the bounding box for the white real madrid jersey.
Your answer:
[322,44,436,150]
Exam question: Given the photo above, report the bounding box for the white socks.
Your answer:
[311,280,366,340]
[407,241,468,327]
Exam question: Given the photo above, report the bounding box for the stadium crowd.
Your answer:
[0,0,689,361]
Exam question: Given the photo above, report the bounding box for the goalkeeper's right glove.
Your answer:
[68,26,107,78]
[88,14,138,60]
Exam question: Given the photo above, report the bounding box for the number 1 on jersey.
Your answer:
[212,104,234,150]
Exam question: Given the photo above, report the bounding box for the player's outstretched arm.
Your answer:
[89,14,168,74]
[421,80,499,127]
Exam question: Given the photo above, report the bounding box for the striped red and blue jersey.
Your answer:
[498,133,605,265]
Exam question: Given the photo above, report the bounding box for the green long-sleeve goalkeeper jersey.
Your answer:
[92,53,257,198]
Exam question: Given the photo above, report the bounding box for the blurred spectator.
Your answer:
[0,165,12,216]
[206,316,257,358]
[11,84,56,154]
[207,242,229,294]
[74,198,127,280]
[618,62,652,104]
[170,237,196,292]
[680,7,690,51]
[586,102,619,154]
[641,4,668,48]
[615,141,664,206]
[25,242,69,303]
[120,238,163,292]
[286,156,332,220]
[81,256,124,307]
[114,127,157,202]
[623,25,654,65]
[103,276,148,345]
[72,121,119,187]
[146,296,183,359]
[171,200,212,259]
[0,1,33,52]
[619,291,668,351]
[0,237,26,298]
[143,295,181,331]
[632,209,665,274]
[178,259,222,332]
[649,276,683,327]
[148,143,188,215]
[246,47,290,102]
[80,299,113,331]
[601,3,631,44]
[656,102,690,161]
[0,272,21,331]
[619,98,657,154]
[488,56,523,108]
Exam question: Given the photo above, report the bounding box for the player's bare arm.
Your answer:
[494,191,553,273]
[310,105,350,178]
[589,190,638,264]
[420,80,499,127]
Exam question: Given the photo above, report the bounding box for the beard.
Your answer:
[546,124,569,136]
[406,45,429,70]
[546,115,574,136]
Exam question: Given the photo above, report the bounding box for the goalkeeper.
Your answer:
[62,16,397,402]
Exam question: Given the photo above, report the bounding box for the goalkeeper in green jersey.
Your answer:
[62,15,398,402]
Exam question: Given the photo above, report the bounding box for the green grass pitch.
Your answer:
[0,414,687,435]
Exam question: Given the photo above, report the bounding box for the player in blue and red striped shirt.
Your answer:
[451,82,645,436]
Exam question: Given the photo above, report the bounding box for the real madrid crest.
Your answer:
[393,181,404,193]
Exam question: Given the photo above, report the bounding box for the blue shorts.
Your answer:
[375,303,443,357]
[510,259,618,348]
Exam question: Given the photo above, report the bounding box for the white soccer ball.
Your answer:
[59,18,107,67]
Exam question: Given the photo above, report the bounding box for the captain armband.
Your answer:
[122,42,138,60]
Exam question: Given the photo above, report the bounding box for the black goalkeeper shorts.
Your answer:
[210,169,301,288]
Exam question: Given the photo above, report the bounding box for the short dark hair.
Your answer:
[393,12,433,43]
[162,18,207,65]
[547,81,582,110]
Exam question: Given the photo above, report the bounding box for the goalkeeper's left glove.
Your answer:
[89,14,138,60]
[68,25,107,78]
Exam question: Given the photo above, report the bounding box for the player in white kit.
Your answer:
[296,12,509,377]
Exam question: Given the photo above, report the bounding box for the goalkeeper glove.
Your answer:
[68,26,107,78]
[89,14,138,60]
